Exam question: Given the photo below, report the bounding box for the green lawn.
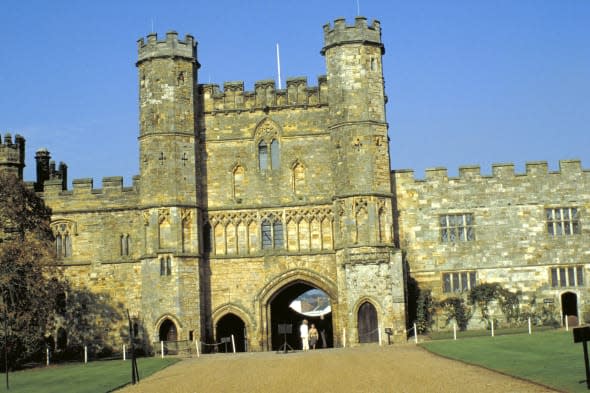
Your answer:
[422,330,586,392]
[0,357,179,393]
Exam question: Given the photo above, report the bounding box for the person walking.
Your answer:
[309,323,319,350]
[300,319,309,351]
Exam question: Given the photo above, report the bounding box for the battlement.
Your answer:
[137,31,197,65]
[0,132,25,179]
[321,16,383,55]
[42,176,138,199]
[393,159,588,183]
[199,76,328,113]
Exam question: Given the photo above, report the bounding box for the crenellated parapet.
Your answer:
[321,16,383,55]
[42,175,139,205]
[0,132,25,179]
[137,31,197,65]
[199,76,328,113]
[393,159,588,184]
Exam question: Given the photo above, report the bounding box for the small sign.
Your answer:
[574,326,590,344]
[543,298,554,304]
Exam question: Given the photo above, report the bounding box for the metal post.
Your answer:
[231,335,236,353]
[583,341,590,389]
[491,320,494,337]
[413,323,418,344]
[453,323,457,340]
[161,341,164,359]
[566,315,569,332]
[123,344,126,361]
[528,317,531,335]
[46,347,49,366]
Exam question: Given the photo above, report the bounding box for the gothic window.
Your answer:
[53,222,74,259]
[546,207,580,236]
[261,218,284,250]
[120,234,130,256]
[551,265,584,287]
[378,207,387,243]
[270,139,280,169]
[233,165,245,201]
[258,141,268,171]
[258,139,280,172]
[440,214,474,243]
[262,220,272,249]
[160,257,172,276]
[160,258,166,276]
[273,220,284,249]
[442,271,476,293]
[166,257,171,275]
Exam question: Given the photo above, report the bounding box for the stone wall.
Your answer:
[393,160,590,327]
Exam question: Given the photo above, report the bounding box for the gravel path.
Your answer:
[118,344,557,393]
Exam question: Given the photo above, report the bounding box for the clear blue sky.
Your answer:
[1,0,588,186]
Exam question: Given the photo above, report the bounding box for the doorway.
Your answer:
[358,301,379,343]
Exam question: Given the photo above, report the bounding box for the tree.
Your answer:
[0,172,63,368]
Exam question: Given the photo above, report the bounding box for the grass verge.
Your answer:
[0,357,180,393]
[422,330,586,392]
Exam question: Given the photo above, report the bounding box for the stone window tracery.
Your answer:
[442,271,476,293]
[52,221,76,259]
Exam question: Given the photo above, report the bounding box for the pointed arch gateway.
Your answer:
[257,270,337,351]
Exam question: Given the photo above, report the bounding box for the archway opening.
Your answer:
[159,319,178,342]
[561,292,579,327]
[216,313,246,352]
[358,301,379,343]
[269,282,333,351]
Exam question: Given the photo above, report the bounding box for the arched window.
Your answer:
[273,221,284,248]
[270,139,280,169]
[56,234,62,257]
[261,218,284,250]
[120,234,130,256]
[261,220,272,249]
[258,141,268,171]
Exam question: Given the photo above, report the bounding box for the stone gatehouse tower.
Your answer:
[0,17,406,353]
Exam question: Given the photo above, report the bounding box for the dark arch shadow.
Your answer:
[216,313,246,352]
[269,281,333,351]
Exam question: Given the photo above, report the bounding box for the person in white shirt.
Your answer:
[300,319,309,351]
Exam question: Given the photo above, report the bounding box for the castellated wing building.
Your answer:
[1,17,587,353]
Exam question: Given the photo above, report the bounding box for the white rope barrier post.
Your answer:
[196,340,200,358]
[565,315,569,332]
[453,322,457,340]
[343,328,346,348]
[84,346,88,364]
[123,344,126,361]
[231,334,236,353]
[528,317,532,335]
[413,323,418,344]
[491,320,494,337]
[46,348,49,366]
[161,341,164,359]
[378,326,382,346]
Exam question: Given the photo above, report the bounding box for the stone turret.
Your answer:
[323,17,405,343]
[323,17,391,246]
[0,133,25,179]
[136,31,200,207]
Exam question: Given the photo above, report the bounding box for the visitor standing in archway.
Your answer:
[309,323,319,350]
[300,319,309,351]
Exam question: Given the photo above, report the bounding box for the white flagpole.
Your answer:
[276,43,282,90]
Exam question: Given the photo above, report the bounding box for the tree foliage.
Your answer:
[0,173,63,368]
